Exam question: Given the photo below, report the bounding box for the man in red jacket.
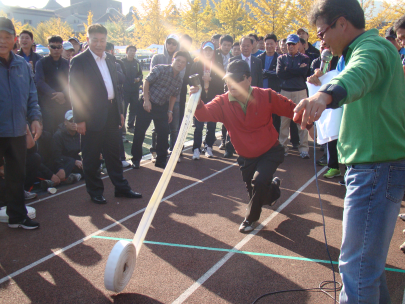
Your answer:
[191,60,298,233]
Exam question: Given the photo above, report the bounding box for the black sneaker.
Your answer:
[239,219,254,233]
[292,144,299,150]
[272,177,281,187]
[132,160,140,169]
[127,127,135,133]
[41,180,54,191]
[218,143,226,150]
[155,162,166,169]
[338,180,345,186]
[223,151,234,158]
[9,217,40,230]
[316,155,327,166]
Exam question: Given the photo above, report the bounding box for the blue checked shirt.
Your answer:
[145,65,183,106]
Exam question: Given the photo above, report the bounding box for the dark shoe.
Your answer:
[122,135,129,143]
[115,190,142,199]
[127,127,135,133]
[223,151,234,158]
[338,180,345,186]
[219,143,226,150]
[316,155,327,166]
[91,195,107,204]
[239,219,254,233]
[292,144,299,150]
[41,180,54,191]
[266,177,281,206]
[155,162,166,169]
[9,217,40,230]
[131,160,140,169]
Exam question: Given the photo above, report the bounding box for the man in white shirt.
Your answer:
[69,24,142,205]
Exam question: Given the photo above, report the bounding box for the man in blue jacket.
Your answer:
[0,17,42,229]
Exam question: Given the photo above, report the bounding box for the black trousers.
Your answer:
[193,120,217,151]
[131,103,169,164]
[290,120,299,146]
[238,144,284,222]
[327,139,339,169]
[81,109,131,197]
[0,136,28,222]
[221,124,227,145]
[124,90,139,129]
[25,151,41,191]
[41,103,71,135]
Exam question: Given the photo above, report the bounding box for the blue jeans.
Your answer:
[339,160,405,303]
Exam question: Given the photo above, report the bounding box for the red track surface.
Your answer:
[1,141,404,304]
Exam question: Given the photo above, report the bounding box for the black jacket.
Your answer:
[276,52,310,91]
[229,55,263,88]
[52,123,81,171]
[257,52,281,92]
[307,43,320,57]
[17,49,42,73]
[35,55,70,106]
[180,52,194,104]
[190,59,224,104]
[69,49,123,131]
[121,57,143,92]
[310,56,339,76]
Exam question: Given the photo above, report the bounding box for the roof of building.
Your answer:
[43,0,63,10]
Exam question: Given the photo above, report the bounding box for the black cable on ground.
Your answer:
[251,126,342,304]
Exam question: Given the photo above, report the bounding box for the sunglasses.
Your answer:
[49,45,63,49]
[167,41,178,46]
[287,43,297,46]
[68,119,74,123]
[317,15,345,40]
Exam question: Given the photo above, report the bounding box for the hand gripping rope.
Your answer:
[104,75,202,293]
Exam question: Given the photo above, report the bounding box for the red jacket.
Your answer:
[194,87,296,158]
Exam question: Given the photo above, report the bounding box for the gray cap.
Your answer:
[63,41,74,50]
[0,17,15,35]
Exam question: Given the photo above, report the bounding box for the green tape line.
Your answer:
[91,235,405,274]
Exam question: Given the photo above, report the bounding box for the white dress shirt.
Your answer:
[221,52,231,70]
[241,54,251,70]
[89,48,115,100]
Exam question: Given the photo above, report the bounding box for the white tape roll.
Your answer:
[0,206,36,223]
[104,240,136,293]
[104,85,203,292]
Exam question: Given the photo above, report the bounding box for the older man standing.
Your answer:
[0,17,42,229]
[295,0,405,302]
[70,24,141,204]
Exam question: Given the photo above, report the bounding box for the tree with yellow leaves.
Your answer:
[213,0,250,40]
[34,18,73,45]
[140,0,169,46]
[78,11,93,42]
[246,0,293,40]
[0,10,33,36]
[105,19,133,46]
[288,0,318,42]
[368,0,405,36]
[181,0,215,47]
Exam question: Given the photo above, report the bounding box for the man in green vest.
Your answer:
[294,0,405,302]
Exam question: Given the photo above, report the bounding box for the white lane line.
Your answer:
[172,166,328,304]
[0,163,236,286]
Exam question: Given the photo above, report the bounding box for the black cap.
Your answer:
[0,17,15,36]
[223,59,250,80]
[385,26,396,39]
[68,37,80,43]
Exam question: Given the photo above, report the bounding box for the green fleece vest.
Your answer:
[329,29,405,165]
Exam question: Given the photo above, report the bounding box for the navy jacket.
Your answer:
[0,52,41,137]
[229,55,263,88]
[257,52,281,92]
[69,49,123,132]
[276,52,310,91]
[17,49,42,73]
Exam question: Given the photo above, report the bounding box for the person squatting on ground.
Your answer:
[190,41,224,160]
[0,17,42,229]
[69,24,142,205]
[131,51,188,169]
[190,60,309,233]
[295,0,405,302]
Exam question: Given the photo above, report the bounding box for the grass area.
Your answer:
[122,70,223,159]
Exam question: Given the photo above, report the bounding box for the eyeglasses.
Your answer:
[317,15,345,40]
[287,43,297,46]
[49,45,63,49]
